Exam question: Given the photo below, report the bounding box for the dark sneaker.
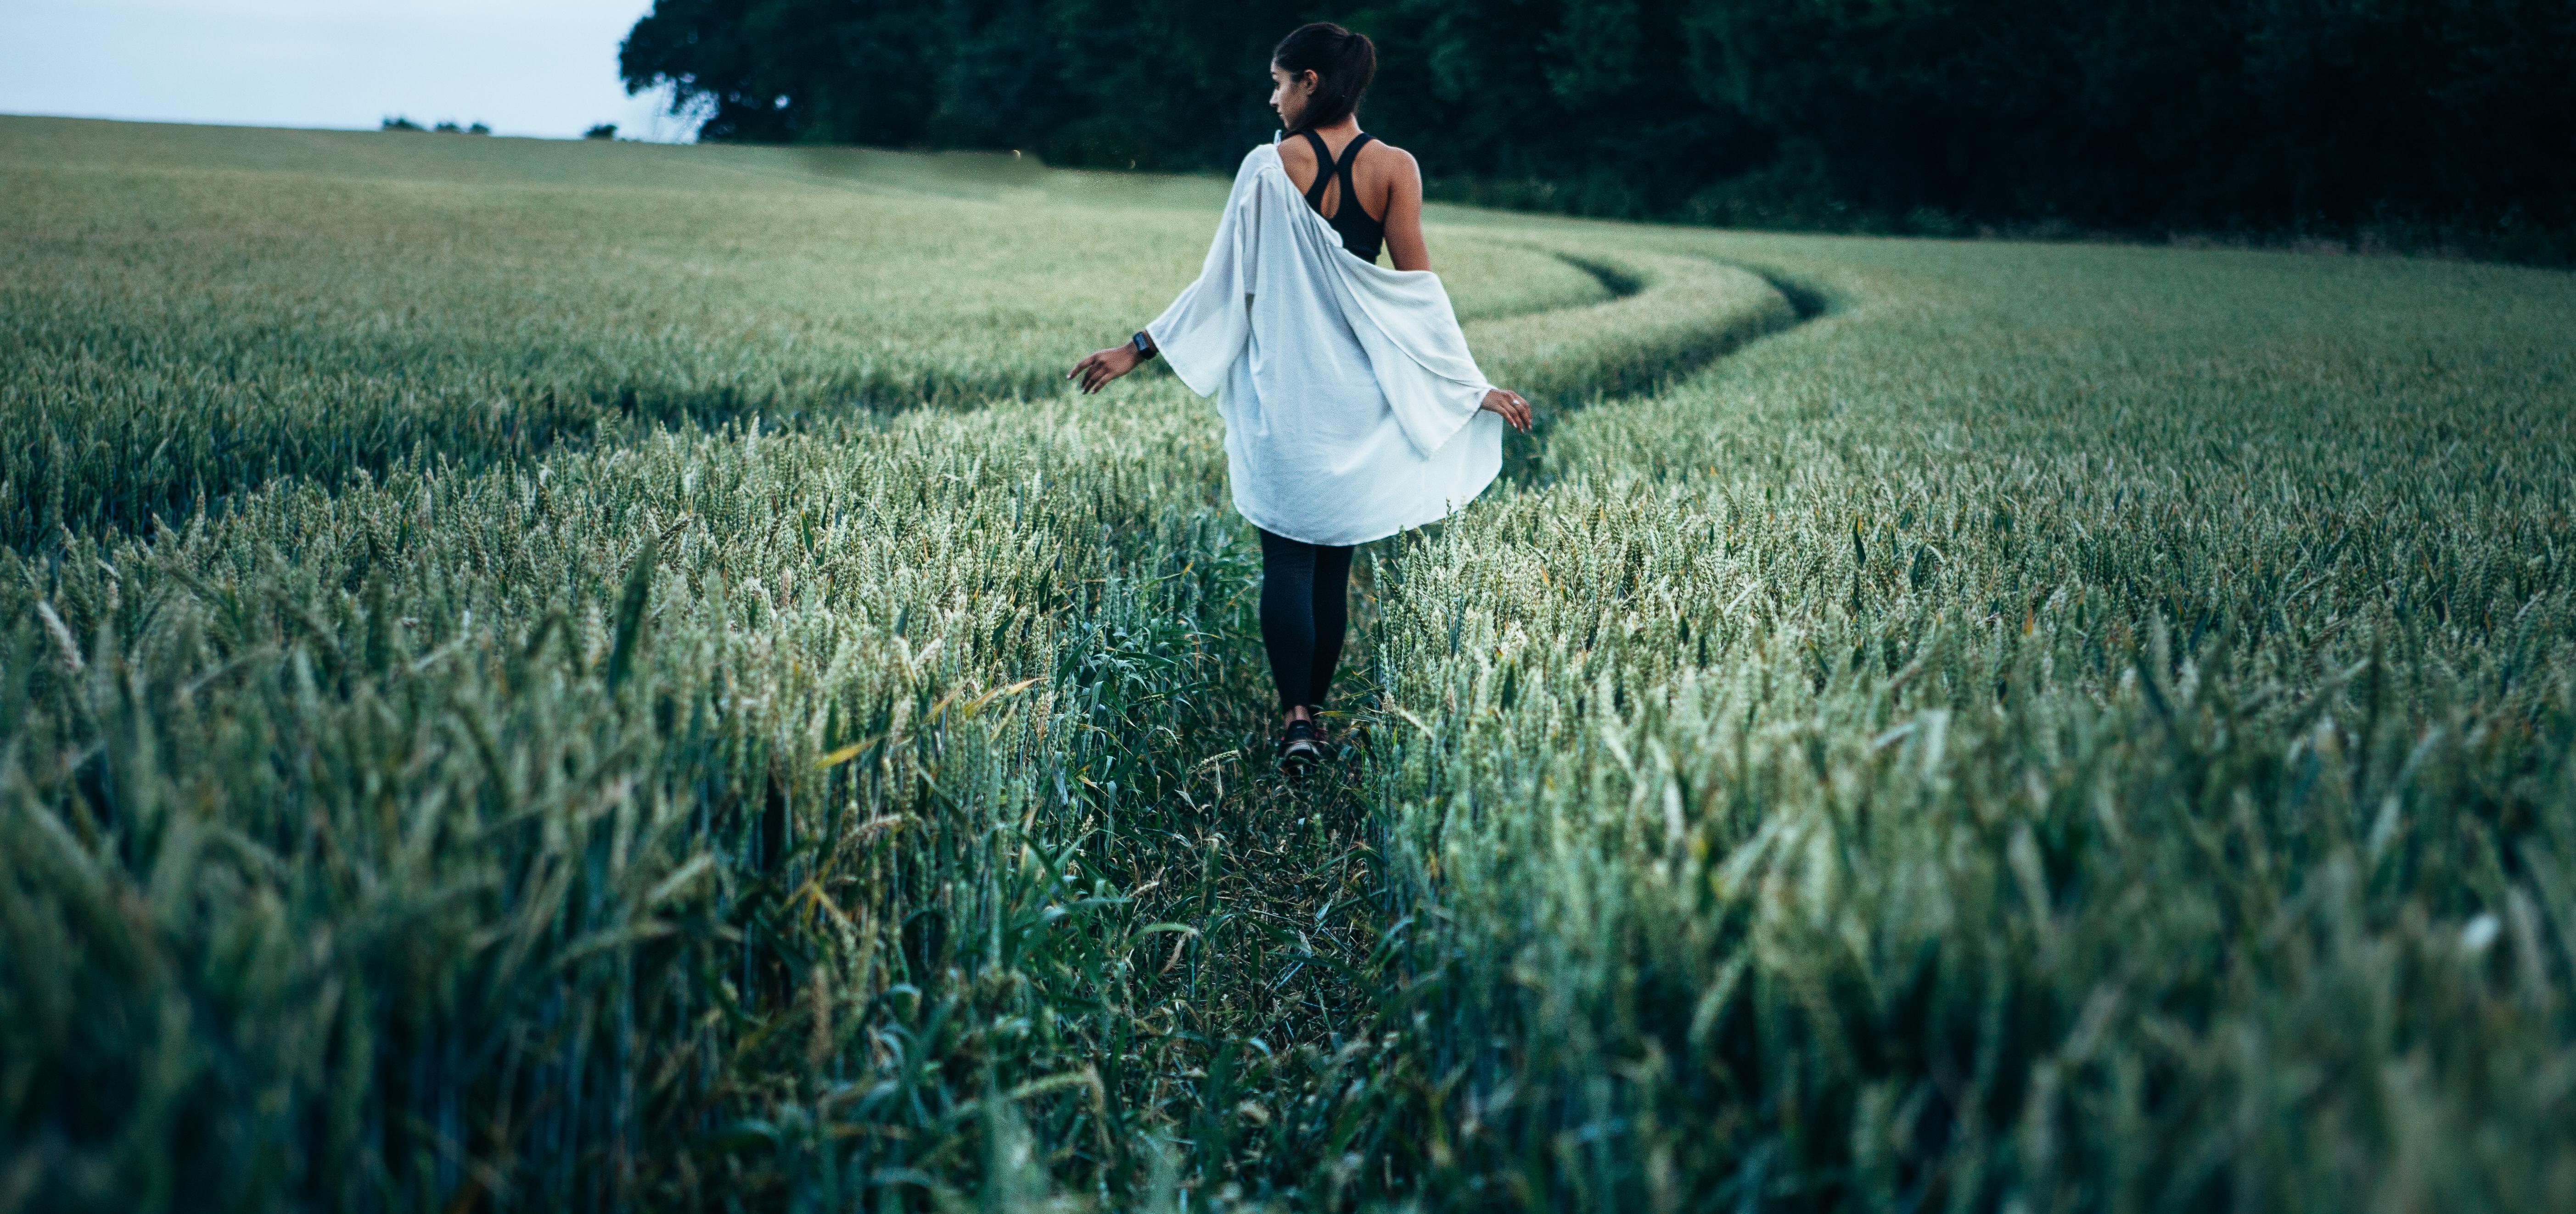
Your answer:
[1278,719,1324,772]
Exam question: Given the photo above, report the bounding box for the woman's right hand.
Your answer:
[1480,387,1533,433]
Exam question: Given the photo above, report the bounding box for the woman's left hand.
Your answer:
[1480,387,1534,433]
[1069,345,1144,394]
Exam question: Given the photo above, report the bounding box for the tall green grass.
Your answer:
[1360,241,2576,1210]
[0,397,1192,1206]
[3,117,1787,1211]
[5,117,2574,1213]
[0,117,1610,548]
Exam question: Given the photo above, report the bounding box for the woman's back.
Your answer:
[1065,17,1531,765]
[1134,141,1500,547]
[1275,129,1408,266]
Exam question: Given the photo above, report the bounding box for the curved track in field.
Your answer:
[1061,239,1826,1195]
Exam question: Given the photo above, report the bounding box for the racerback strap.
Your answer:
[1295,130,1376,219]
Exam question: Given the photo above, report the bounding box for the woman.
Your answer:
[1068,22,1534,770]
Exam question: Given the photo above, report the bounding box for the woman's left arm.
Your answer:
[1381,148,1430,272]
[1072,158,1257,396]
[1070,334,1150,394]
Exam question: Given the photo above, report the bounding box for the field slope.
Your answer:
[3,115,2574,1213]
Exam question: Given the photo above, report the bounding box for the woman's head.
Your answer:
[1269,22,1375,132]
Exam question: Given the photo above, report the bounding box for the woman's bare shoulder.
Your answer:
[1360,139,1420,178]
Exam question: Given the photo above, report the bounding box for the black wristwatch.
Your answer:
[1132,330,1158,360]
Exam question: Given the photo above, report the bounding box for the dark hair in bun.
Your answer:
[1273,22,1376,132]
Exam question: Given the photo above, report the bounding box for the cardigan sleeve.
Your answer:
[1327,257,1493,457]
[1142,155,1264,397]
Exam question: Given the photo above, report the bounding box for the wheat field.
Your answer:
[3,115,2573,1213]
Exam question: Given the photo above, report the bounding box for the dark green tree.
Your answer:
[619,0,2576,251]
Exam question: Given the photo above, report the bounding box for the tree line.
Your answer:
[621,0,2576,255]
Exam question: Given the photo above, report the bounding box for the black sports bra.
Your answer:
[1284,129,1385,263]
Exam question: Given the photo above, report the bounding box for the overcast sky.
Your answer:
[0,0,705,140]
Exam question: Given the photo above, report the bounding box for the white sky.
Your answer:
[0,0,707,140]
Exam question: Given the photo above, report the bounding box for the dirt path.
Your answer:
[1066,258,1824,1206]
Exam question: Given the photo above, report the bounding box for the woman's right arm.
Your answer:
[1480,387,1532,432]
[1381,148,1431,273]
[1375,147,1527,431]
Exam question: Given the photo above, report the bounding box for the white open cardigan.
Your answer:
[1144,141,1502,547]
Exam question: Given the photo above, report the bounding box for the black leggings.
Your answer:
[1257,528,1353,714]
